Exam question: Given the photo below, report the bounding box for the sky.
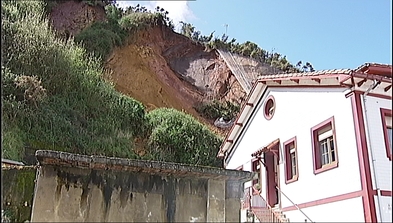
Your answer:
[116,0,392,71]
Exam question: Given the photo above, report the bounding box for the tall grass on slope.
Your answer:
[147,108,222,167]
[2,0,145,161]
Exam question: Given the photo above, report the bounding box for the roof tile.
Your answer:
[258,68,352,80]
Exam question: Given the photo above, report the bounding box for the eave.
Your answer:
[217,82,267,158]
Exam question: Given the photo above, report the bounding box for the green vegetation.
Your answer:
[2,0,221,167]
[179,22,315,73]
[195,100,240,121]
[146,108,222,167]
[74,3,174,61]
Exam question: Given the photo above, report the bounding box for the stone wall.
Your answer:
[31,150,254,222]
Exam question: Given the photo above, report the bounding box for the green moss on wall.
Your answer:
[2,167,36,222]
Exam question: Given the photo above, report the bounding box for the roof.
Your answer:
[354,63,392,77]
[36,150,254,181]
[218,63,392,160]
[258,68,352,80]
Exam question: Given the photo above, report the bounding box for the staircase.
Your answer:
[242,186,290,222]
[251,207,289,222]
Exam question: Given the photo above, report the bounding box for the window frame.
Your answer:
[284,137,299,184]
[311,116,339,174]
[263,95,276,120]
[380,108,392,161]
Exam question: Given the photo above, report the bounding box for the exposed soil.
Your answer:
[48,0,107,38]
[48,1,251,134]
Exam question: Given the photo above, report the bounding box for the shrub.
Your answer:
[74,20,127,61]
[195,100,240,121]
[146,108,222,167]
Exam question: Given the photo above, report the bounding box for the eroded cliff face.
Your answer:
[48,1,249,130]
[49,0,106,38]
[105,25,247,119]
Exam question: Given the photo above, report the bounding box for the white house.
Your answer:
[218,63,392,222]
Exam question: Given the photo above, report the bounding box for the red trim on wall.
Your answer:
[345,90,392,100]
[348,91,377,223]
[380,108,392,160]
[264,85,345,88]
[366,93,392,100]
[282,190,363,212]
[380,190,393,197]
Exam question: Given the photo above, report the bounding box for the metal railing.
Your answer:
[243,186,288,222]
[276,186,313,223]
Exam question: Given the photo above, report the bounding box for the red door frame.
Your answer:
[264,143,280,207]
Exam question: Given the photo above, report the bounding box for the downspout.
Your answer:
[362,79,382,221]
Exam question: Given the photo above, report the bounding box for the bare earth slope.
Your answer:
[105,25,247,121]
[48,1,276,132]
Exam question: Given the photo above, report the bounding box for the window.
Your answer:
[311,117,338,174]
[381,108,392,160]
[264,95,276,120]
[284,137,298,183]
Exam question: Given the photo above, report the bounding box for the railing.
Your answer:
[241,187,251,209]
[217,49,253,94]
[242,186,288,222]
[276,186,313,223]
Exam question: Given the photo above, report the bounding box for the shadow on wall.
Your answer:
[29,150,254,222]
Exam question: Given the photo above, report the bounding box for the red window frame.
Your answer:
[284,136,298,184]
[380,108,392,161]
[311,116,339,174]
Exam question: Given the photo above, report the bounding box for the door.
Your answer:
[264,144,280,207]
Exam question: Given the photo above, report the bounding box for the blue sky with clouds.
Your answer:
[117,0,392,70]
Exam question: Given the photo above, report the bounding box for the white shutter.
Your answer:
[318,126,333,141]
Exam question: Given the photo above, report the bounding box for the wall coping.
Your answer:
[35,150,254,181]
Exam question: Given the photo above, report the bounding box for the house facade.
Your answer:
[218,63,392,222]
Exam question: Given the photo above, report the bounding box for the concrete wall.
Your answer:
[2,166,36,222]
[31,150,253,222]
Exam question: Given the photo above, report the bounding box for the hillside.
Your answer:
[47,0,286,128]
[2,0,311,166]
